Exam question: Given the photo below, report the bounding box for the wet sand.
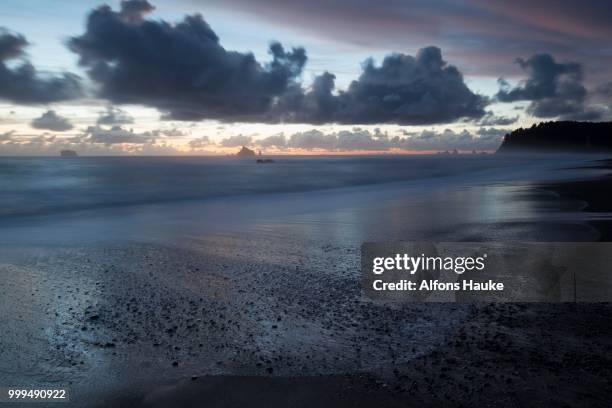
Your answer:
[121,304,612,408]
[0,239,471,404]
[0,156,611,407]
[2,239,610,408]
[543,160,612,241]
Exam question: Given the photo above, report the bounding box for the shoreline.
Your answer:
[541,157,612,241]
[1,155,611,407]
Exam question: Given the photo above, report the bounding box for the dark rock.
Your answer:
[236,146,256,157]
[60,149,78,157]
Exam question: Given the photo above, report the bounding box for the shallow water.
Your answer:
[0,154,598,219]
[0,154,606,246]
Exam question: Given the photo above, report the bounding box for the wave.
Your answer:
[0,154,602,220]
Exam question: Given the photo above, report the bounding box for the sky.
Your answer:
[0,0,611,155]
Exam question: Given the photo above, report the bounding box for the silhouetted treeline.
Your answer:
[497,121,612,153]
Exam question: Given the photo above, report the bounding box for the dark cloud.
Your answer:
[219,134,252,147]
[118,0,155,22]
[68,1,306,121]
[477,111,518,126]
[97,107,134,125]
[595,82,612,98]
[31,110,73,131]
[0,29,81,104]
[476,127,508,140]
[496,54,602,120]
[69,3,485,125]
[276,47,487,124]
[0,31,26,60]
[497,54,583,101]
[593,82,612,115]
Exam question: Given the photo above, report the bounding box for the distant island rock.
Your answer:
[60,149,78,157]
[236,146,256,157]
[497,121,612,153]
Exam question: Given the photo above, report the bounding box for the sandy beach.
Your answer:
[0,155,610,407]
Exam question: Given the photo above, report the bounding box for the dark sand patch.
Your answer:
[2,239,610,407]
[103,303,612,408]
[542,161,612,240]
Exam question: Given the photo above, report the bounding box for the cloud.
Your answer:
[254,127,500,152]
[474,0,612,40]
[400,128,504,151]
[0,130,15,142]
[476,127,508,141]
[0,123,186,155]
[334,129,397,151]
[595,82,612,99]
[496,54,602,120]
[84,125,156,144]
[257,134,286,148]
[219,134,252,147]
[593,82,612,114]
[69,1,306,122]
[478,111,518,126]
[84,125,188,146]
[156,128,186,137]
[0,29,81,104]
[119,0,155,22]
[69,3,485,125]
[275,47,488,124]
[31,110,73,131]
[188,136,212,149]
[194,0,612,82]
[0,133,180,156]
[286,130,337,150]
[97,107,134,125]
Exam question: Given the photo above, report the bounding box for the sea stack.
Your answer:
[60,149,78,157]
[236,146,256,157]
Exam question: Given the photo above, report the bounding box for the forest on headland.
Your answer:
[497,121,612,153]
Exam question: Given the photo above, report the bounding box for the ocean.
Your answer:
[0,154,606,247]
[0,154,600,216]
